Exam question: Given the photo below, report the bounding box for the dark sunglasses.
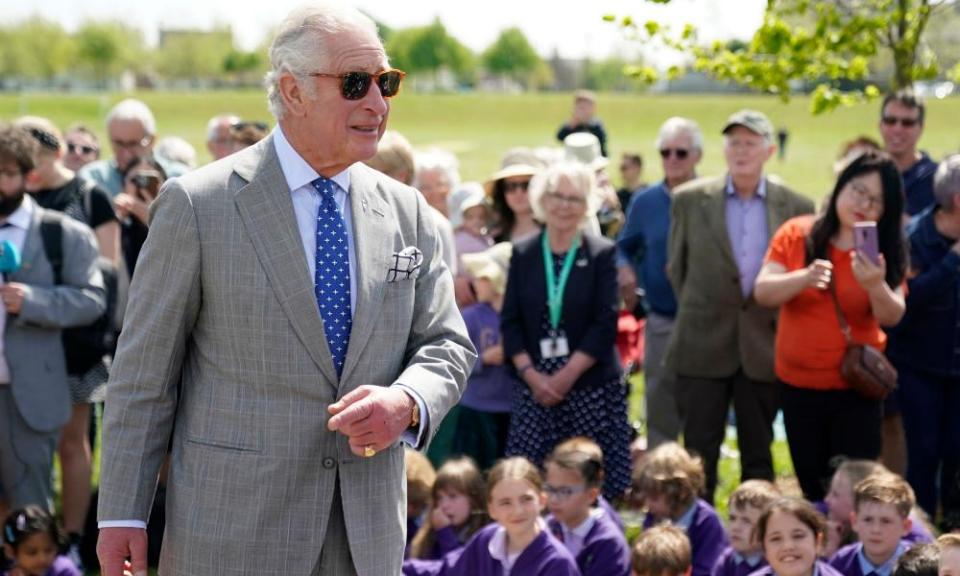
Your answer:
[67,142,98,155]
[881,115,920,128]
[659,148,690,160]
[503,180,530,193]
[308,69,406,100]
[232,121,269,132]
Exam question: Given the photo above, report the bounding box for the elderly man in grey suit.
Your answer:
[96,4,475,576]
[0,125,105,516]
[666,110,814,504]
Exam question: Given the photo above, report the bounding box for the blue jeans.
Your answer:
[897,364,960,529]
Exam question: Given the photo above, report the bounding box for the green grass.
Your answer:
[3,90,960,203]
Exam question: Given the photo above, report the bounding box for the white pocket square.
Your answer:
[387,246,423,282]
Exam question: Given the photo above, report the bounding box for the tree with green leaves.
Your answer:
[482,27,543,87]
[156,27,235,85]
[608,0,955,113]
[386,19,475,86]
[74,20,145,89]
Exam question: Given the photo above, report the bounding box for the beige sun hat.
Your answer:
[483,162,541,198]
[563,132,608,171]
[461,242,513,295]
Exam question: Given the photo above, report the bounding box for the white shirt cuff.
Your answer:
[392,383,429,450]
[98,520,147,530]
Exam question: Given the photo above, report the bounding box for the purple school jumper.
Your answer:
[748,560,846,576]
[402,523,580,576]
[711,547,767,576]
[643,499,729,576]
[598,495,625,532]
[828,542,911,576]
[1,556,81,576]
[547,511,631,576]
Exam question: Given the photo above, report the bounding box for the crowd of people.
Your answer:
[0,4,958,572]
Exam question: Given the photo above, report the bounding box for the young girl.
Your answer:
[822,460,933,557]
[402,457,579,575]
[2,507,80,576]
[634,443,728,576]
[410,457,489,560]
[544,442,632,575]
[752,498,843,576]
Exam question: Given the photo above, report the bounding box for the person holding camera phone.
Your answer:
[754,150,907,501]
[114,155,165,278]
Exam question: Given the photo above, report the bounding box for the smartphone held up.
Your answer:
[854,221,880,265]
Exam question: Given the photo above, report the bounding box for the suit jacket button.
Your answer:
[322,457,336,469]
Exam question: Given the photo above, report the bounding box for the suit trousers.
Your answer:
[644,312,681,450]
[0,387,59,510]
[677,371,777,505]
[780,381,881,502]
[313,475,358,576]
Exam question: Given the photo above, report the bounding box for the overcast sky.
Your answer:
[4,0,766,59]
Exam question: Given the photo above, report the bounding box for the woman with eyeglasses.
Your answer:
[754,150,908,501]
[501,161,632,503]
[484,161,541,244]
[116,155,167,278]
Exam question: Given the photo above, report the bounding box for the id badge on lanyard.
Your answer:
[541,231,579,361]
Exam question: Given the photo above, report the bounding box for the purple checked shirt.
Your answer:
[725,176,769,298]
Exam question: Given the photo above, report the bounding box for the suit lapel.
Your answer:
[703,179,737,267]
[764,179,789,239]
[339,165,393,383]
[232,137,340,386]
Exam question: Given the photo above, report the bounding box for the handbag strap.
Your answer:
[828,280,854,344]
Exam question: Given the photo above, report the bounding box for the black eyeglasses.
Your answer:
[308,69,406,100]
[67,142,98,155]
[881,115,920,128]
[659,148,690,160]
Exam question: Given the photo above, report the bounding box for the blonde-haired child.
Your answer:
[632,525,692,576]
[711,480,781,576]
[633,443,727,576]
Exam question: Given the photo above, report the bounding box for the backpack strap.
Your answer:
[39,212,64,285]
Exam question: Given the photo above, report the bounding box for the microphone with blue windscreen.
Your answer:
[0,240,21,282]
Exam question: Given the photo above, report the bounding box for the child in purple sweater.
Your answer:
[544,441,631,575]
[828,473,915,576]
[632,525,691,576]
[635,443,728,576]
[402,457,579,576]
[2,507,80,576]
[712,481,781,576]
[749,498,844,576]
[409,457,489,560]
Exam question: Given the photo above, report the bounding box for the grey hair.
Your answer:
[264,3,381,120]
[414,148,461,192]
[155,136,197,169]
[934,154,960,210]
[206,114,240,142]
[655,117,704,152]
[106,99,156,136]
[528,161,601,227]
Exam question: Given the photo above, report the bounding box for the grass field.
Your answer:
[3,90,960,203]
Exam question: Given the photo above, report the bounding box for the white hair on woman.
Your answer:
[413,148,461,192]
[155,136,197,169]
[265,2,381,120]
[655,116,703,152]
[528,161,602,229]
[106,98,156,136]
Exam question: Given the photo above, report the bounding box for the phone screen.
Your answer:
[854,222,880,265]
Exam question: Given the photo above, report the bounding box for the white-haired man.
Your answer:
[617,116,703,450]
[206,113,241,161]
[78,98,187,197]
[96,4,475,575]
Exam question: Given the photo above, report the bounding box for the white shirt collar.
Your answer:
[563,507,603,541]
[2,195,34,230]
[725,174,767,199]
[272,127,352,195]
[488,518,546,569]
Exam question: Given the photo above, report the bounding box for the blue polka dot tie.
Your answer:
[312,176,352,378]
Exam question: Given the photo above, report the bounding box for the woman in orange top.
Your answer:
[754,150,907,501]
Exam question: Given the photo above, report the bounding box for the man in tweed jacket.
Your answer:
[96,4,475,575]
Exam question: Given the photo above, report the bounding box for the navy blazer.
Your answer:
[501,231,621,387]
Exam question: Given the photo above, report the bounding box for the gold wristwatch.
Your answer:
[409,399,420,429]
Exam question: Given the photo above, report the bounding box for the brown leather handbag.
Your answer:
[830,282,897,400]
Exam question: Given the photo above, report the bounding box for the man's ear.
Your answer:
[279,73,309,117]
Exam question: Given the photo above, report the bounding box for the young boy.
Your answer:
[939,534,960,576]
[710,480,781,576]
[632,525,692,576]
[892,543,940,576]
[829,472,916,576]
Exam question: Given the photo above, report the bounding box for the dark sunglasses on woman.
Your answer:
[309,69,406,100]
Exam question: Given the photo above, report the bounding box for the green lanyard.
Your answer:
[541,230,581,332]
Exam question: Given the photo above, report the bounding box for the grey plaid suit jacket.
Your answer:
[98,136,475,575]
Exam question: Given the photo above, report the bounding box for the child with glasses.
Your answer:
[633,443,728,576]
[544,441,631,575]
